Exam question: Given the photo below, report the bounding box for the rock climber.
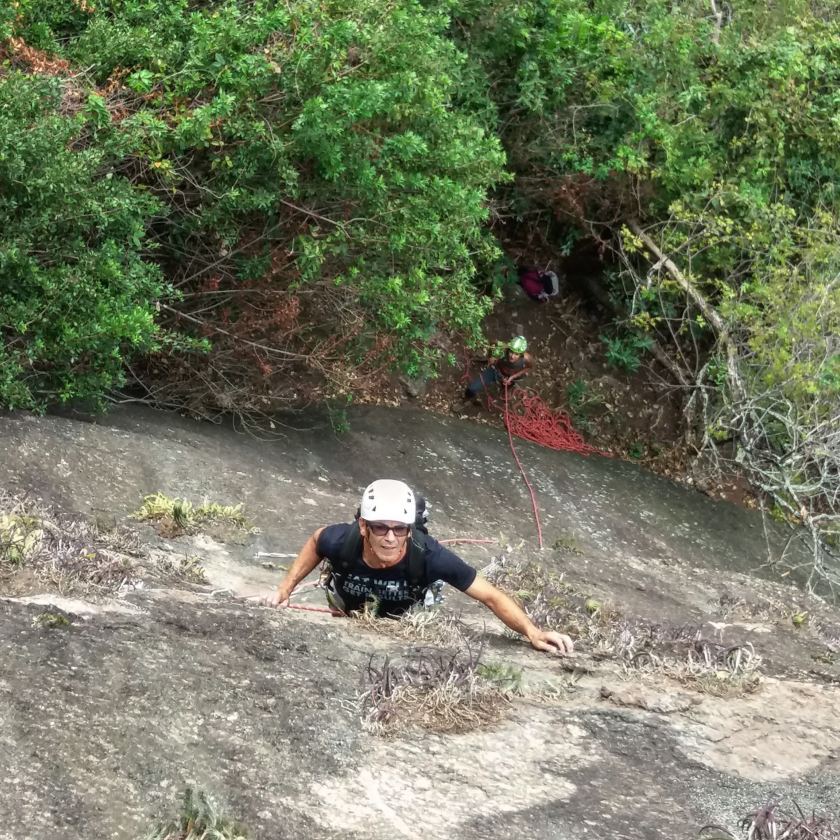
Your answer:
[517,265,560,303]
[455,335,534,411]
[240,479,573,655]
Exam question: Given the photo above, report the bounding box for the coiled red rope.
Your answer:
[502,386,606,456]
[460,349,609,548]
[461,349,608,456]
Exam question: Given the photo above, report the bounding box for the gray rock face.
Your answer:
[398,375,427,399]
[0,405,838,839]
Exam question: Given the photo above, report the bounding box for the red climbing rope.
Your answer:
[459,349,610,548]
[503,387,606,455]
[284,603,344,616]
[502,380,544,549]
[285,581,343,615]
[461,348,606,457]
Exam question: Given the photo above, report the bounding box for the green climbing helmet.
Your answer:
[509,335,528,353]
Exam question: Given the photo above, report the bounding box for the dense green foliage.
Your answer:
[442,0,840,573]
[0,72,169,409]
[452,0,840,404]
[455,0,840,210]
[3,0,509,411]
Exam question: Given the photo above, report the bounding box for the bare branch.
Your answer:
[709,0,723,46]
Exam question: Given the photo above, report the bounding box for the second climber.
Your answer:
[454,335,533,411]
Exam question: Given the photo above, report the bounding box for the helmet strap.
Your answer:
[362,529,384,566]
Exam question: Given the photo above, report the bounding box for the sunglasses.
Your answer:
[366,522,411,538]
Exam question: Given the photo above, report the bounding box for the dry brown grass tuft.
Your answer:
[656,641,763,697]
[702,799,840,839]
[360,647,510,735]
[0,490,139,596]
[714,591,810,626]
[351,601,479,650]
[154,554,208,585]
[486,557,763,695]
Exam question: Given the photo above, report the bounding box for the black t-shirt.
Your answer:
[316,523,477,615]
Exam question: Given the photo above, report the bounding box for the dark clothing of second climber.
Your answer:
[465,351,533,399]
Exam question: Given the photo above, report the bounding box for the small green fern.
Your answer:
[145,789,252,840]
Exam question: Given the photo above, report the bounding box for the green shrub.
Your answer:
[0,73,174,410]
[3,0,508,412]
[600,331,654,374]
[34,613,70,628]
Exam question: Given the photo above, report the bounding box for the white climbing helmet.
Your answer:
[359,480,416,525]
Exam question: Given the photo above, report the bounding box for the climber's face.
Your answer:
[360,519,409,566]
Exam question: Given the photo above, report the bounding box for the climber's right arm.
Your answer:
[237,527,324,608]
